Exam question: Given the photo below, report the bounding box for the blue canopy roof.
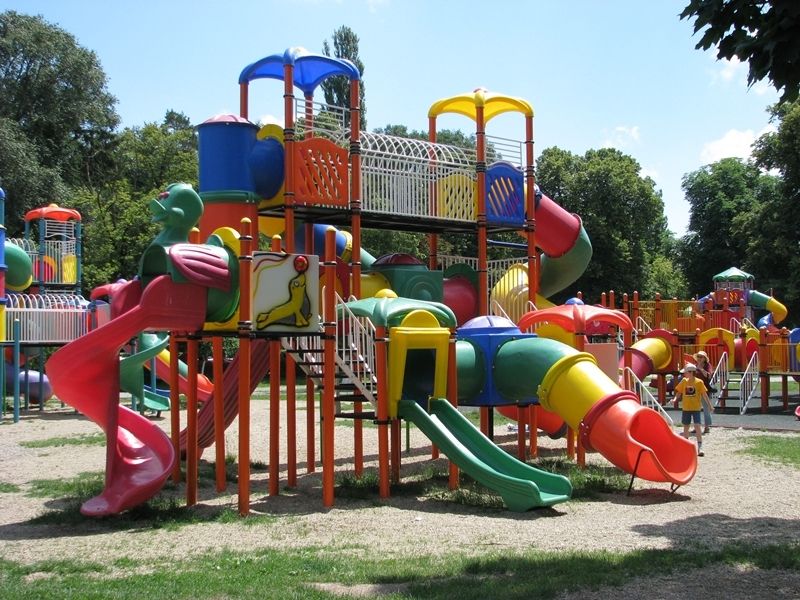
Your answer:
[238,47,360,95]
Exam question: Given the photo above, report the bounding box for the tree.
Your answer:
[536,147,668,303]
[114,110,198,194]
[0,11,119,200]
[0,117,69,235]
[742,100,800,322]
[680,0,800,103]
[678,157,782,296]
[321,26,366,130]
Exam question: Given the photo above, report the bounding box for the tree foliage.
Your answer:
[742,100,800,322]
[678,157,781,297]
[321,26,366,130]
[536,147,668,303]
[680,0,800,103]
[0,10,119,207]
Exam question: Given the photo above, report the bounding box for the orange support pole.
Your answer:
[349,78,364,477]
[390,419,401,484]
[476,105,488,316]
[237,218,253,516]
[517,405,528,461]
[447,333,460,489]
[305,223,315,474]
[283,64,296,257]
[376,324,390,497]
[428,118,439,271]
[654,293,662,329]
[528,405,539,458]
[169,335,181,483]
[306,378,316,473]
[759,327,769,413]
[322,228,337,507]
[186,334,199,506]
[609,290,616,310]
[269,235,282,497]
[212,336,226,492]
[239,82,248,120]
[632,291,640,330]
[566,426,575,460]
[269,337,281,495]
[525,114,538,303]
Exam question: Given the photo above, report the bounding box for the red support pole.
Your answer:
[759,327,770,413]
[428,117,439,271]
[350,80,364,476]
[376,324,390,498]
[212,336,226,492]
[269,235,282,496]
[476,105,488,316]
[186,334,199,506]
[525,114,538,304]
[322,228,337,507]
[239,82,249,120]
[447,333,460,489]
[307,378,316,473]
[529,405,538,459]
[237,218,253,516]
[169,335,181,483]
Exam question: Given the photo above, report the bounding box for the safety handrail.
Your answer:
[710,351,728,408]
[623,367,673,425]
[333,293,378,407]
[636,316,652,334]
[739,352,759,415]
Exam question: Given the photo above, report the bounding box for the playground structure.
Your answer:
[0,191,94,419]
[41,46,702,517]
[594,266,799,415]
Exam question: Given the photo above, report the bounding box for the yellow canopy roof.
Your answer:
[428,88,534,123]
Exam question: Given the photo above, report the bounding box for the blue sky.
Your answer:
[8,0,779,236]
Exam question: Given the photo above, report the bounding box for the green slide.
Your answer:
[398,399,572,511]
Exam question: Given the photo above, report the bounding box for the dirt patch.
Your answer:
[1,403,799,597]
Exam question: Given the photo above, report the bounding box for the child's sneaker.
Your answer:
[697,444,704,457]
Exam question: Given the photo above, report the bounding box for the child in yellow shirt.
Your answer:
[674,363,714,456]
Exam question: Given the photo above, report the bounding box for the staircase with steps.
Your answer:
[282,295,378,421]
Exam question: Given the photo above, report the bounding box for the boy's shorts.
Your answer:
[682,410,702,425]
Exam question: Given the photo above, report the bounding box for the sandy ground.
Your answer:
[1,402,799,598]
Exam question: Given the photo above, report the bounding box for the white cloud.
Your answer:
[601,125,641,149]
[366,0,389,12]
[640,166,659,182]
[719,56,745,83]
[700,125,776,164]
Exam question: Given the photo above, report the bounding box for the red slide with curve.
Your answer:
[47,276,208,516]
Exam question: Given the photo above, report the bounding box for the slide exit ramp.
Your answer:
[398,398,571,511]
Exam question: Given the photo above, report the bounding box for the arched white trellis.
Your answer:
[5,294,89,343]
[359,131,477,222]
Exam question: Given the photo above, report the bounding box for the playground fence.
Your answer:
[5,294,89,344]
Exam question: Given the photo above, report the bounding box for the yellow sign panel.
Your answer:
[251,252,319,333]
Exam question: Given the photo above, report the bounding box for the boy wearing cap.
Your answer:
[674,363,714,456]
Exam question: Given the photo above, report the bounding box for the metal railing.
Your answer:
[5,294,89,343]
[738,352,760,414]
[360,131,476,223]
[710,351,729,408]
[334,294,378,408]
[623,367,673,425]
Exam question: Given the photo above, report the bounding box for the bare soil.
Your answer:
[1,402,799,598]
